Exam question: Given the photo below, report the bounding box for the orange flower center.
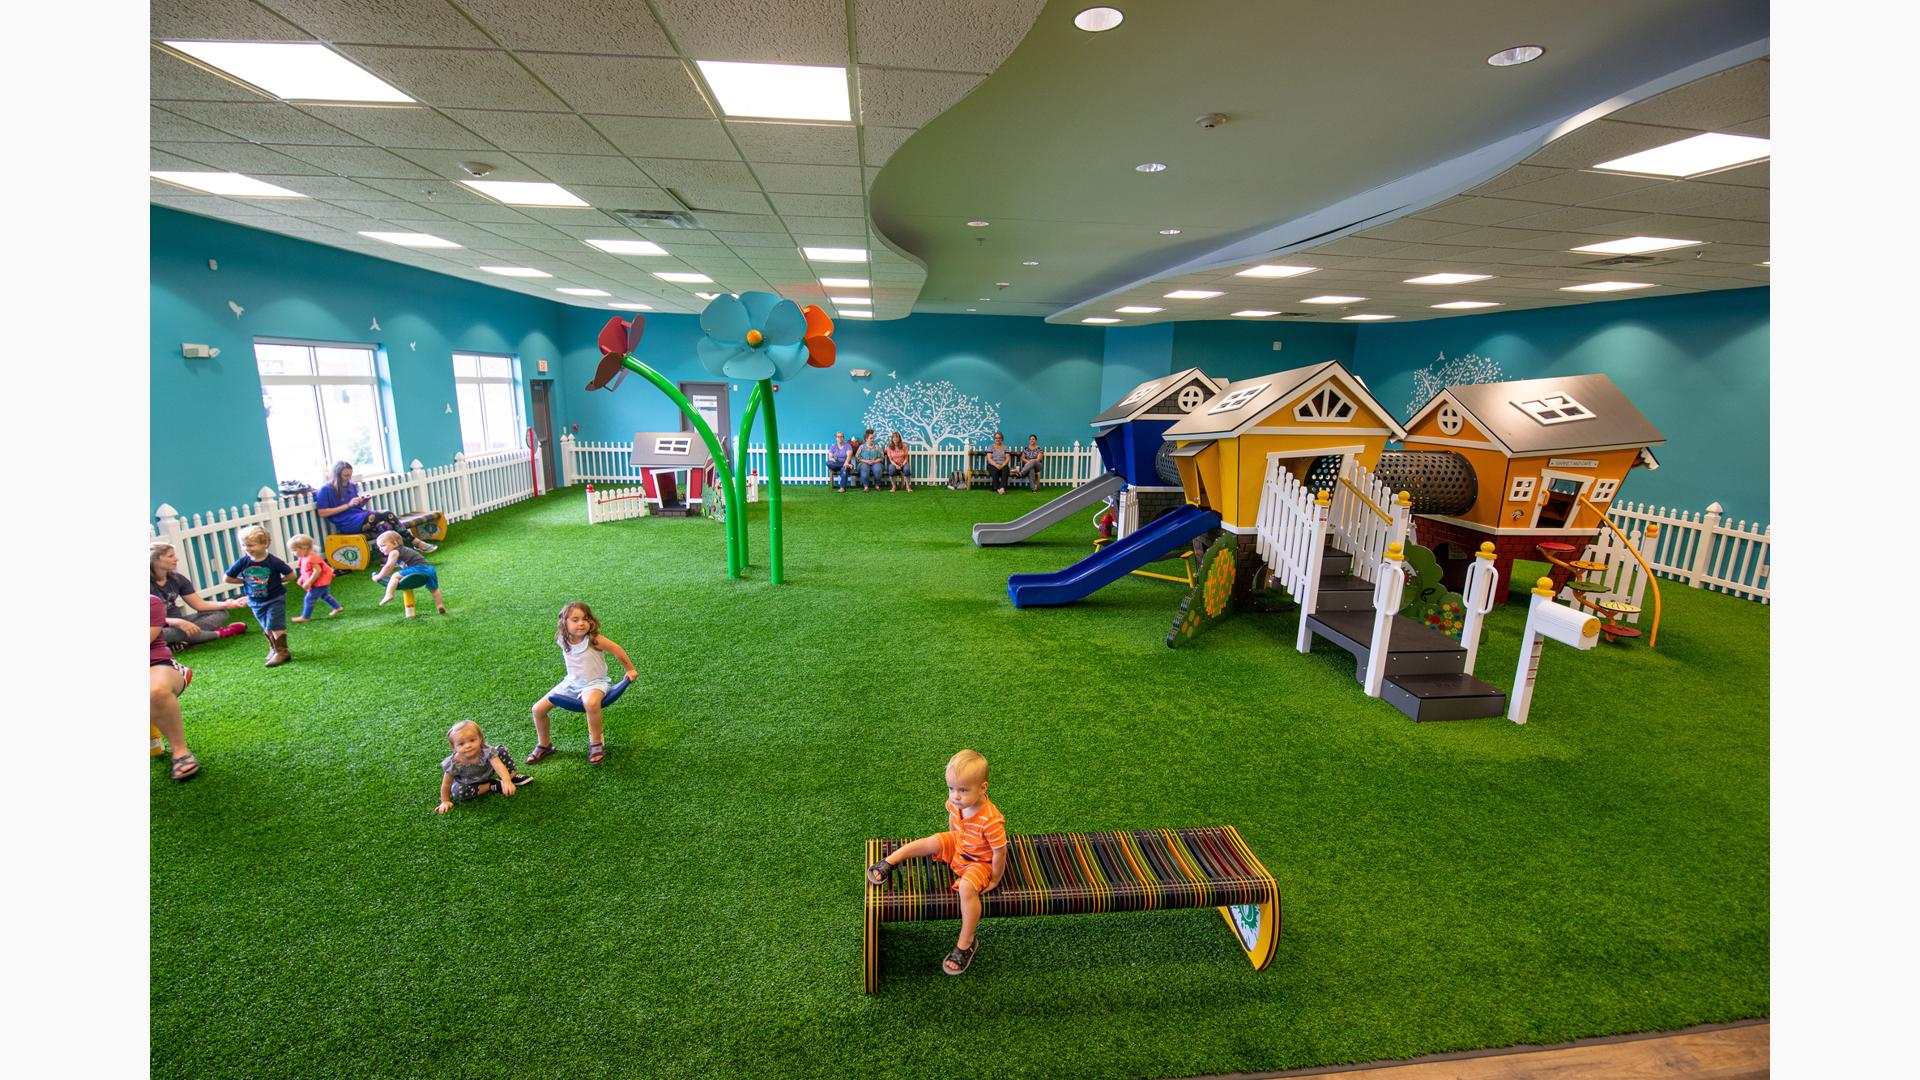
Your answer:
[746,329,764,347]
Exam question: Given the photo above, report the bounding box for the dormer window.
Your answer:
[1293,384,1356,422]
[1514,393,1593,425]
[1437,402,1464,435]
[1176,383,1208,411]
[1117,381,1160,408]
[1208,383,1269,414]
[654,436,692,455]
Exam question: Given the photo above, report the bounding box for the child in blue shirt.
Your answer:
[224,525,295,668]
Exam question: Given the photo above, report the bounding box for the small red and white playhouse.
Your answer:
[630,431,725,517]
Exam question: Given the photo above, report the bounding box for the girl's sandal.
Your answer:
[589,742,606,765]
[170,753,200,782]
[866,860,895,885]
[942,943,976,975]
[525,744,557,765]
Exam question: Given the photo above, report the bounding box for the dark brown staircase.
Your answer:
[1303,546,1507,721]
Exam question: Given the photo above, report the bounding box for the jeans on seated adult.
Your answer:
[828,462,852,491]
[859,460,884,488]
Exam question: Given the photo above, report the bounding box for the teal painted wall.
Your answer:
[1172,320,1361,385]
[1100,324,1176,405]
[150,206,567,515]
[1350,287,1770,523]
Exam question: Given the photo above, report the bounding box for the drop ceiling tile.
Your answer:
[1459,164,1563,197]
[297,106,498,151]
[864,167,883,191]
[1607,59,1769,131]
[670,188,773,214]
[163,102,369,146]
[514,207,619,226]
[443,111,621,155]
[519,54,711,118]
[150,49,264,102]
[1498,205,1647,232]
[1414,197,1560,227]
[726,233,799,248]
[1302,236,1406,258]
[272,145,443,179]
[633,157,756,188]
[1696,244,1769,264]
[854,1,1044,73]
[328,199,452,221]
[337,47,567,110]
[650,0,848,64]
[454,0,674,54]
[151,148,212,171]
[1584,212,1734,236]
[1492,169,1673,206]
[698,213,786,232]
[594,117,739,160]
[1351,217,1477,244]
[508,154,652,187]
[1724,116,1769,138]
[1524,118,1704,170]
[250,175,392,200]
[474,220,567,239]
[388,148,543,182]
[266,201,381,223]
[752,163,862,195]
[1702,159,1768,189]
[1577,179,1739,215]
[256,0,492,46]
[153,141,332,175]
[152,107,242,142]
[151,0,307,39]
[1688,221,1769,245]
[778,214,865,237]
[565,184,677,209]
[856,67,981,128]
[859,125,916,167]
[727,122,858,165]
[409,201,535,223]
[769,194,865,218]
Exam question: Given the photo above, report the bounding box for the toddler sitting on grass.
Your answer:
[866,749,1007,975]
[435,720,530,813]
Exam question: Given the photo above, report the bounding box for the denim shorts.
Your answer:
[393,565,439,591]
[249,595,287,633]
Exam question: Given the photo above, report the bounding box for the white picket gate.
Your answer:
[585,483,649,524]
[152,447,541,602]
[1325,457,1408,585]
[559,434,1100,489]
[1606,501,1770,604]
[1252,456,1332,653]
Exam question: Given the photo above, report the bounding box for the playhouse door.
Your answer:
[1535,477,1585,529]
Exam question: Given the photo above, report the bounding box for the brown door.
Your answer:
[1536,477,1583,529]
[530,380,557,490]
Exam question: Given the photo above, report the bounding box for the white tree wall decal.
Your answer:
[863,380,1001,448]
[1405,351,1505,418]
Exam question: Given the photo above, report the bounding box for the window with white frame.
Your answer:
[453,352,523,454]
[1513,393,1593,425]
[1508,476,1537,502]
[256,340,390,485]
[1293,384,1356,422]
[1437,402,1464,435]
[654,435,692,455]
[1591,478,1619,504]
[1208,383,1269,414]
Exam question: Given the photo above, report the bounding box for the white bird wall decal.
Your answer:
[370,317,381,331]
[227,300,244,318]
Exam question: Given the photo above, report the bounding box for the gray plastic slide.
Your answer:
[972,472,1127,546]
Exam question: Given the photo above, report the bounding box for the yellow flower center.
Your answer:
[746,329,764,347]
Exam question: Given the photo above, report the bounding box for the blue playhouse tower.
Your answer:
[1090,368,1226,529]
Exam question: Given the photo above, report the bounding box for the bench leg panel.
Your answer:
[1218,895,1281,971]
[863,839,881,993]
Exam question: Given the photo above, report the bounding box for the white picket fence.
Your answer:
[558,433,1101,489]
[1604,500,1770,603]
[1564,523,1655,622]
[151,446,541,602]
[1254,453,1412,654]
[1324,457,1409,586]
[585,483,649,524]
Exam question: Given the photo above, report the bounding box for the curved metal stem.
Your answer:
[616,355,743,578]
[734,382,764,567]
[760,378,784,584]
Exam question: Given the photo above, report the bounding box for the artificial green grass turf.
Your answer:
[151,487,1768,1079]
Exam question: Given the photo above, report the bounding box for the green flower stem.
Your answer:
[734,382,764,567]
[759,378,785,584]
[616,355,743,578]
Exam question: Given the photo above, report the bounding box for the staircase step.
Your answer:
[1320,547,1353,574]
[1306,610,1471,681]
[1318,572,1372,593]
[1314,573,1376,612]
[1382,674,1508,722]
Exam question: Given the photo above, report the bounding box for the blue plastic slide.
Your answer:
[1007,504,1221,608]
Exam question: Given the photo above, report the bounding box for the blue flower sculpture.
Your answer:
[697,291,811,382]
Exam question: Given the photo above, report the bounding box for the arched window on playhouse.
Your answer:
[1293,384,1356,422]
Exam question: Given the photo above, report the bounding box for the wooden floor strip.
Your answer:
[1197,1020,1769,1080]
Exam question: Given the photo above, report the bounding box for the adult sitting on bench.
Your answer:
[1008,434,1044,492]
[884,431,913,492]
[313,461,436,556]
[862,824,1281,991]
[982,432,1012,494]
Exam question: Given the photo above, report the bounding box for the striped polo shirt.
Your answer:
[946,797,1008,864]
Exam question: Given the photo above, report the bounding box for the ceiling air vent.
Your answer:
[1276,311,1318,318]
[1579,254,1674,268]
[611,208,701,229]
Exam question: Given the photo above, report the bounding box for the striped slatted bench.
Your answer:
[862,825,1280,992]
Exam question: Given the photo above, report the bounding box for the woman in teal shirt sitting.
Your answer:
[856,430,886,492]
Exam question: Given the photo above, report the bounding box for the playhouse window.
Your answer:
[1592,478,1619,504]
[1293,385,1356,422]
[1176,383,1208,411]
[1509,476,1537,502]
[1437,402,1464,435]
[1116,381,1160,408]
[654,436,692,455]
[1207,383,1269,414]
[1514,393,1593,425]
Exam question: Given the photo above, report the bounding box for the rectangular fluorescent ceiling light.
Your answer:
[1571,236,1703,255]
[839,310,873,318]
[1115,306,1163,314]
[1164,290,1224,299]
[481,266,551,278]
[1432,301,1500,309]
[1406,272,1491,285]
[1560,281,1655,292]
[803,247,867,262]
[164,41,413,103]
[1301,295,1366,304]
[360,231,460,249]
[1235,265,1317,278]
[458,180,588,208]
[819,277,869,288]
[150,171,307,198]
[1342,314,1396,321]
[654,272,714,284]
[1082,317,1122,324]
[696,61,850,121]
[558,288,611,296]
[1593,132,1770,177]
[609,302,652,310]
[585,238,669,256]
[1231,310,1280,317]
[829,296,871,305]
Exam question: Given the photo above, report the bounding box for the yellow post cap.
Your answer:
[1476,541,1496,559]
[1533,576,1556,597]
[1645,523,1660,538]
[1386,541,1405,561]
[1395,490,1412,506]
[1315,489,1331,506]
[1581,617,1601,636]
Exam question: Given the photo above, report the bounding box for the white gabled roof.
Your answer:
[1406,374,1666,457]
[1161,361,1406,442]
[1089,368,1225,429]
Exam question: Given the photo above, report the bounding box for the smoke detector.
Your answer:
[1195,113,1229,130]
[458,161,495,178]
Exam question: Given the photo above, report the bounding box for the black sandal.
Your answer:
[525,744,557,765]
[942,943,976,975]
[866,859,895,885]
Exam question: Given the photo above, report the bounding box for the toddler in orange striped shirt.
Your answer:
[866,749,1007,975]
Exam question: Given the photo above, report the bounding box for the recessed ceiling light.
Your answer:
[150,171,308,198]
[163,41,414,102]
[1074,7,1125,31]
[1231,310,1281,318]
[803,247,867,262]
[1083,317,1122,324]
[1115,306,1163,314]
[609,302,653,310]
[1342,314,1396,321]
[1560,281,1655,293]
[1571,236,1704,255]
[830,296,872,305]
[1486,45,1544,67]
[1164,289,1223,299]
[1159,228,1183,235]
[840,310,873,318]
[480,266,552,278]
[1301,295,1367,304]
[458,180,588,208]
[1021,260,1040,266]
[585,238,668,256]
[655,271,714,284]
[978,298,992,302]
[1593,132,1770,177]
[965,308,978,312]
[1758,261,1770,267]
[967,220,990,227]
[1135,162,1167,173]
[995,281,1011,287]
[1236,264,1317,279]
[694,60,850,121]
[360,231,460,249]
[819,277,869,288]
[1406,272,1492,285]
[694,292,722,301]
[1431,301,1501,309]
[558,288,611,297]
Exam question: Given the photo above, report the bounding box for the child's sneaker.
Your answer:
[218,623,247,638]
[509,773,533,787]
